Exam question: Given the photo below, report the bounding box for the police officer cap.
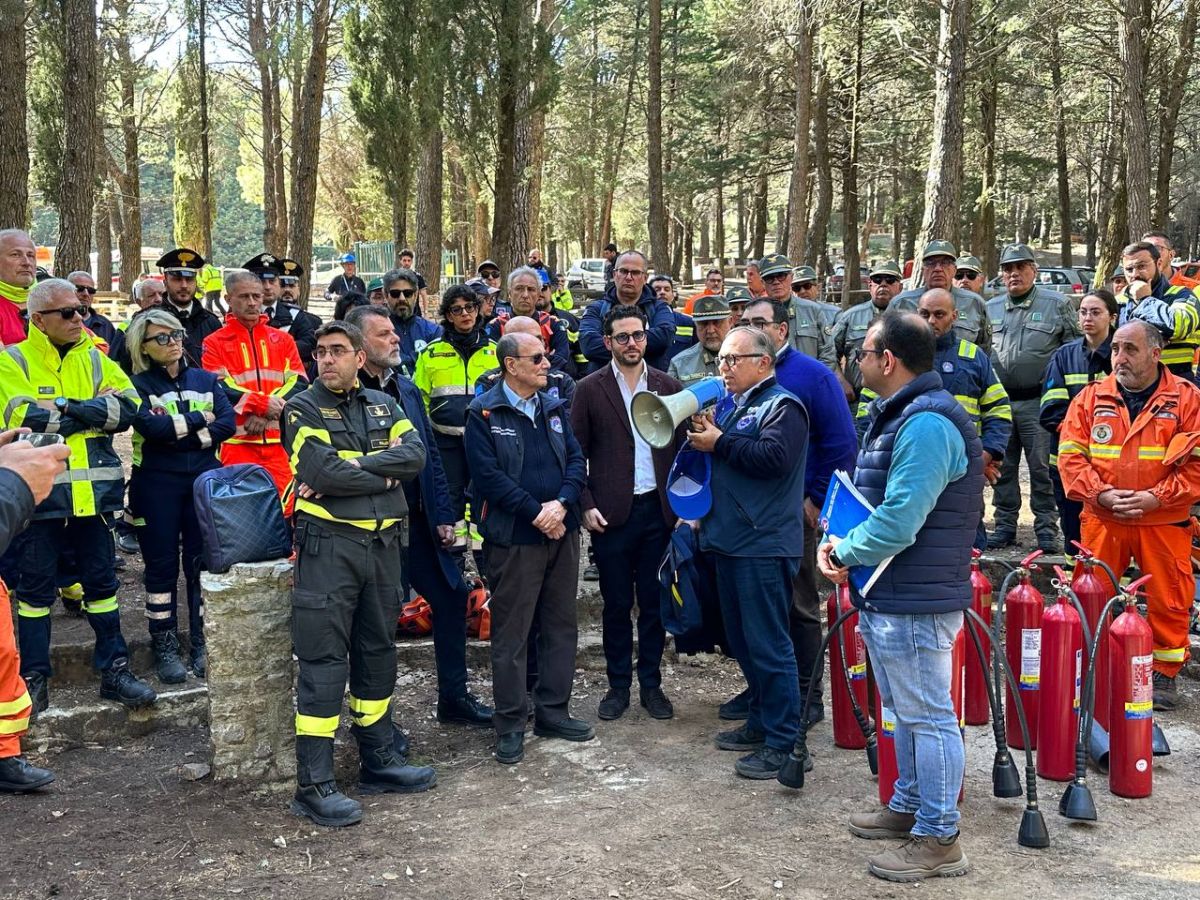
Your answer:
[477,259,500,275]
[691,294,731,321]
[278,258,304,283]
[955,255,983,274]
[791,265,818,285]
[726,286,755,304]
[243,252,284,277]
[921,240,958,261]
[1111,263,1126,279]
[156,247,206,276]
[367,276,384,292]
[998,243,1036,265]
[757,253,793,278]
[868,260,903,278]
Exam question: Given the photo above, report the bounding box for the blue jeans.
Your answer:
[859,609,964,838]
[714,554,801,751]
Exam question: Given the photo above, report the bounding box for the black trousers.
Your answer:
[291,516,403,742]
[789,524,824,700]
[1049,466,1083,550]
[405,510,470,701]
[130,469,204,637]
[592,493,669,691]
[485,533,581,735]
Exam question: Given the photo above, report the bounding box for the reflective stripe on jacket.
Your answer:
[412,336,498,437]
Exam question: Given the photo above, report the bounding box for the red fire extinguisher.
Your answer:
[1003,550,1045,750]
[965,550,993,725]
[829,584,868,750]
[873,685,898,806]
[1109,575,1155,799]
[1069,542,1113,733]
[1036,567,1084,781]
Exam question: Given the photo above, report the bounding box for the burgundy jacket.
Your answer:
[571,363,685,528]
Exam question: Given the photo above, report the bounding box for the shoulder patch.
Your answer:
[366,404,389,417]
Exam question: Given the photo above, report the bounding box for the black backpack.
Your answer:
[193,464,291,574]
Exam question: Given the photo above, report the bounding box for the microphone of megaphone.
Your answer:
[631,376,725,448]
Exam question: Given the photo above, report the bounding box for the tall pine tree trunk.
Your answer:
[1049,30,1071,265]
[972,60,998,275]
[0,0,29,229]
[806,51,832,272]
[1119,0,1151,239]
[415,125,443,293]
[840,0,864,305]
[785,15,814,261]
[56,0,97,274]
[647,0,669,273]
[1153,0,1198,226]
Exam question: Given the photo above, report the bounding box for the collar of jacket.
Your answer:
[1092,363,1178,403]
[872,370,945,423]
[1005,287,1037,308]
[1085,335,1113,363]
[1150,274,1172,298]
[311,376,362,408]
[224,313,270,332]
[477,378,565,417]
[935,330,957,352]
[601,283,658,309]
[24,322,95,364]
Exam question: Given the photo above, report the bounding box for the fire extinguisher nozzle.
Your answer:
[992,751,1022,798]
[1018,808,1051,849]
[1059,781,1098,822]
[776,752,808,789]
[865,740,878,776]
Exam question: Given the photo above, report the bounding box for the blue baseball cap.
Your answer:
[340,252,356,264]
[667,448,712,520]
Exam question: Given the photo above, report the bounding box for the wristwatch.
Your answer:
[829,548,845,569]
[54,397,69,415]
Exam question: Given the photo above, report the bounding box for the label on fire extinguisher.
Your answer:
[849,627,866,680]
[880,706,895,738]
[1073,649,1083,711]
[1019,629,1041,691]
[1125,654,1153,719]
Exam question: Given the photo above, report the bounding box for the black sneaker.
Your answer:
[583,563,600,582]
[23,672,49,724]
[115,531,140,554]
[714,723,765,751]
[1153,671,1178,711]
[734,747,788,779]
[597,688,630,720]
[99,661,157,709]
[718,688,751,721]
[640,687,674,720]
[986,531,1017,550]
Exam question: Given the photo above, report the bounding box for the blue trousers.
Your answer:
[404,510,470,701]
[130,469,204,637]
[713,553,801,751]
[17,516,129,676]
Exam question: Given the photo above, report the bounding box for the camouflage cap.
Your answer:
[998,243,1036,265]
[791,265,818,284]
[868,260,903,278]
[955,255,983,274]
[691,294,731,321]
[725,286,755,305]
[921,240,958,261]
[757,253,793,278]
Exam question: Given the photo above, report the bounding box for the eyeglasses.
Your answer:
[447,304,477,316]
[741,318,777,329]
[610,330,647,345]
[869,275,899,286]
[717,352,766,369]
[74,285,97,295]
[143,330,186,346]
[854,347,885,362]
[515,352,547,365]
[615,268,646,279]
[763,272,791,283]
[389,288,416,299]
[792,281,816,290]
[925,257,956,268]
[953,271,977,280]
[314,345,356,359]
[41,305,85,320]
[481,271,500,279]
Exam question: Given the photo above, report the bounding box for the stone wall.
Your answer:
[202,560,296,791]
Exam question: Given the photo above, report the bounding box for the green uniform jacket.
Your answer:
[986,287,1081,399]
[893,286,992,352]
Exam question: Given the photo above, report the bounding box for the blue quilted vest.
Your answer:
[853,371,983,614]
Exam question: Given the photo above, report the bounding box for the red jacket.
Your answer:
[202,315,306,446]
[0,296,26,347]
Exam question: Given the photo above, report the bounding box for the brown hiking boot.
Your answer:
[867,835,968,882]
[848,807,917,840]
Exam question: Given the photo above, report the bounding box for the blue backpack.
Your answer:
[658,522,726,656]
[193,464,291,574]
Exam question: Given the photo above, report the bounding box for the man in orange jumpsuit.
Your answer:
[202,269,307,494]
[1058,319,1200,710]
[0,429,70,791]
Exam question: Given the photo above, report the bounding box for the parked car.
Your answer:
[826,264,869,302]
[1035,266,1091,295]
[566,258,608,294]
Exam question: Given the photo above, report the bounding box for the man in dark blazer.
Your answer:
[572,304,685,721]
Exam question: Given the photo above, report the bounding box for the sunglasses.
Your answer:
[515,352,547,365]
[792,281,816,290]
[389,288,417,299]
[763,272,791,282]
[610,330,647,345]
[953,271,978,280]
[41,305,85,320]
[481,271,500,279]
[870,275,899,285]
[447,304,477,316]
[74,285,98,295]
[143,329,186,346]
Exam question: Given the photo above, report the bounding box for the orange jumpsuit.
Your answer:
[1,579,31,757]
[1058,365,1200,676]
[202,314,306,495]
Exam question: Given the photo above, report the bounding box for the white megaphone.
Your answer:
[631,376,726,448]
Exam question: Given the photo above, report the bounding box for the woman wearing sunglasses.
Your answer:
[413,285,498,568]
[126,308,236,683]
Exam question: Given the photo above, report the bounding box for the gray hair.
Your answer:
[28,278,76,313]
[1119,318,1166,350]
[223,268,259,295]
[344,304,391,331]
[615,249,649,271]
[507,266,541,291]
[66,270,93,285]
[383,268,419,290]
[126,308,185,374]
[726,325,777,365]
[0,228,32,250]
[133,279,164,302]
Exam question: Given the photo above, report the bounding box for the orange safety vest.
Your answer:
[1057,365,1200,525]
[201,314,305,446]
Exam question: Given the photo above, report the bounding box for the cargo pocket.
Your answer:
[292,589,335,660]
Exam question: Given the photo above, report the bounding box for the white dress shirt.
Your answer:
[612,359,657,494]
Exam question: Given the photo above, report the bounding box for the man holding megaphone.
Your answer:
[684,327,811,781]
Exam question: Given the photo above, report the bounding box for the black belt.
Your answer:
[632,490,659,503]
[1005,385,1042,402]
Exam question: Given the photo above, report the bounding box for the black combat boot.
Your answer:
[291,736,361,828]
[23,672,49,724]
[150,631,187,684]
[189,634,207,679]
[0,756,55,793]
[354,719,437,795]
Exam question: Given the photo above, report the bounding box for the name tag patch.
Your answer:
[371,438,388,449]
[319,408,341,419]
[38,386,55,395]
